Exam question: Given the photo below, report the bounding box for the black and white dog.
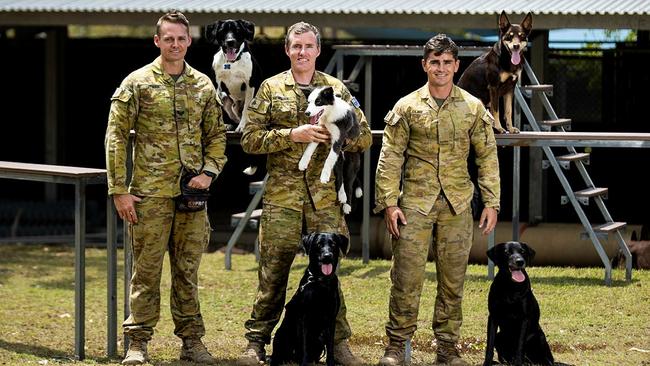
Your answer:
[271,232,348,366]
[205,19,261,133]
[299,86,362,214]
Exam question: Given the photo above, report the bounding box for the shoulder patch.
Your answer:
[249,97,270,114]
[384,110,401,126]
[111,87,132,103]
[350,97,361,109]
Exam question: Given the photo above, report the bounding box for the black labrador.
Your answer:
[271,232,349,366]
[484,241,554,366]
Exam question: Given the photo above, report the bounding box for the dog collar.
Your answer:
[300,268,334,292]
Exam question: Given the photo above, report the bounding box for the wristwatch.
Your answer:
[203,170,216,179]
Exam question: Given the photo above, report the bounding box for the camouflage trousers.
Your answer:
[386,194,473,346]
[244,201,352,345]
[123,196,210,341]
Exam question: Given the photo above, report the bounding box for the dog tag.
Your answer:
[223,64,231,70]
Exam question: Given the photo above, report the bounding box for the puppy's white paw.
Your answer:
[320,171,331,184]
[342,204,351,215]
[235,124,245,133]
[298,158,309,171]
[355,187,363,198]
[338,185,348,204]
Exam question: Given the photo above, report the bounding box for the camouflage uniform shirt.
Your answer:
[105,56,227,197]
[375,84,500,215]
[241,70,371,211]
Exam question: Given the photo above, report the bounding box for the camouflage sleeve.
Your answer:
[374,106,409,213]
[471,106,501,211]
[240,81,293,154]
[105,81,137,195]
[201,85,228,178]
[340,88,372,153]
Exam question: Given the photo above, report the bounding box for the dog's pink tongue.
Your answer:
[309,115,319,125]
[511,51,521,65]
[226,49,237,62]
[511,270,525,283]
[322,263,333,276]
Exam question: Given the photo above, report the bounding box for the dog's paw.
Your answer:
[320,172,331,184]
[235,124,245,133]
[508,126,521,134]
[298,159,309,171]
[338,186,348,203]
[342,204,351,214]
[355,187,363,198]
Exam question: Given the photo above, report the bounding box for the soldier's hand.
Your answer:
[189,173,212,190]
[113,194,142,224]
[385,206,407,239]
[479,207,498,235]
[290,124,330,143]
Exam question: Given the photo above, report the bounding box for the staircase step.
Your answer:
[541,118,572,127]
[521,84,554,93]
[574,187,608,198]
[593,222,626,233]
[249,181,265,195]
[231,209,263,228]
[557,153,590,162]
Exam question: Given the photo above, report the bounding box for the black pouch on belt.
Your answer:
[175,170,210,212]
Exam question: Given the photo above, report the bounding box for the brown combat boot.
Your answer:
[378,343,405,366]
[436,340,469,366]
[122,339,148,365]
[333,339,364,366]
[237,340,266,366]
[180,337,218,364]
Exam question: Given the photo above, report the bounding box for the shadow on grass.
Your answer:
[0,338,71,361]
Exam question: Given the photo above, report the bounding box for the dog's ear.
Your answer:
[239,19,255,42]
[302,233,316,254]
[204,23,217,43]
[335,234,349,255]
[632,230,638,242]
[498,11,511,34]
[520,242,536,264]
[521,12,533,35]
[486,243,503,265]
[321,86,335,102]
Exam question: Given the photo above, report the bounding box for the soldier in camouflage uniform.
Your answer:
[237,22,371,366]
[104,10,227,366]
[374,34,500,366]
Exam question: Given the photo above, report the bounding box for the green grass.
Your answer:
[0,243,649,365]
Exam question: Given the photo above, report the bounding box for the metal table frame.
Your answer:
[0,161,118,360]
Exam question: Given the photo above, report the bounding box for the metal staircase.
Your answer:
[516,60,632,285]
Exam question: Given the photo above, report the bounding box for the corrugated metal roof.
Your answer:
[1,0,650,15]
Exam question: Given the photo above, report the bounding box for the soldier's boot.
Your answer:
[435,340,469,366]
[378,342,405,366]
[333,339,364,366]
[122,339,148,365]
[180,337,218,364]
[236,340,266,366]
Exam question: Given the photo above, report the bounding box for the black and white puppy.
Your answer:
[299,86,362,214]
[205,19,261,134]
[484,241,555,366]
[271,232,349,366]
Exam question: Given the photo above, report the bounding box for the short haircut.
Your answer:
[156,10,190,36]
[285,21,321,48]
[423,34,459,60]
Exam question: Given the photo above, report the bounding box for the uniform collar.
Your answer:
[151,56,196,82]
[418,84,462,108]
[283,70,327,88]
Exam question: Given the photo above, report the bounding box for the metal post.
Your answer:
[74,180,86,360]
[123,220,131,355]
[362,57,372,264]
[106,196,117,358]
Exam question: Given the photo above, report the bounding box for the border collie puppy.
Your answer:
[299,86,362,214]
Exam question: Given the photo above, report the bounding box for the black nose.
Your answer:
[226,39,236,47]
[513,44,520,50]
[515,258,525,267]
